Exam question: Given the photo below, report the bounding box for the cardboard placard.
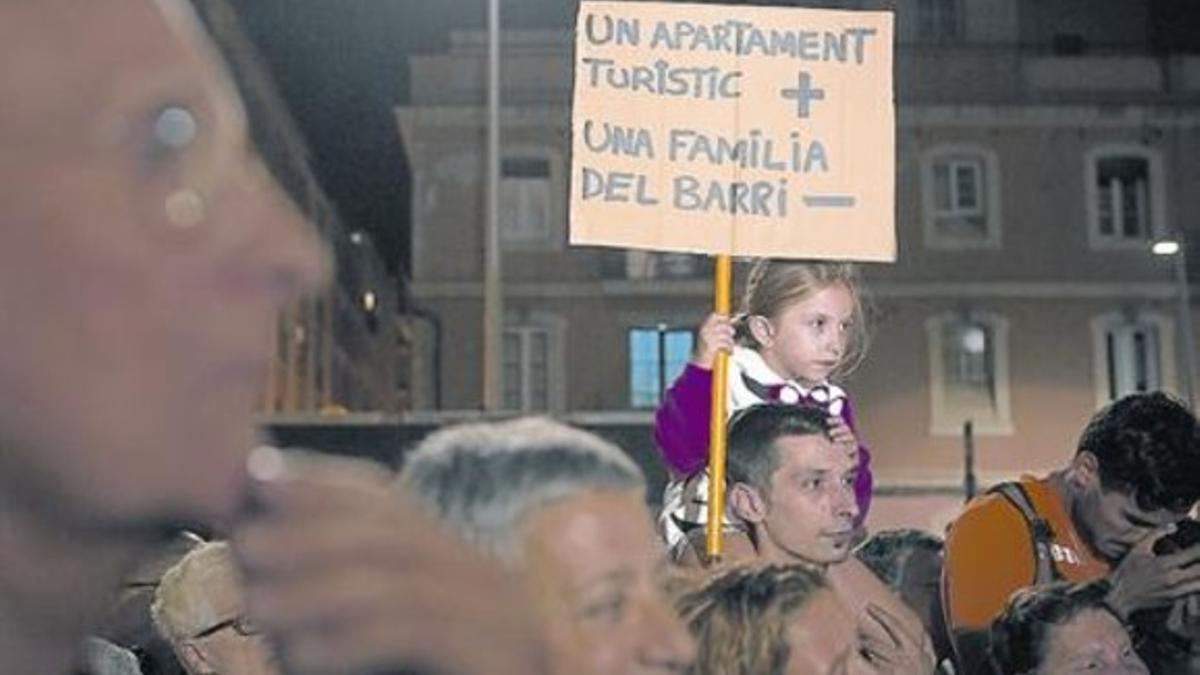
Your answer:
[569,1,895,261]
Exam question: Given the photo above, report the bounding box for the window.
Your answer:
[927,313,1011,435]
[503,325,550,412]
[499,157,552,245]
[1091,313,1175,407]
[916,0,961,42]
[629,327,694,408]
[1086,147,1165,249]
[921,146,1001,249]
[934,158,984,230]
[1106,323,1159,398]
[624,251,705,280]
[1097,158,1149,240]
[946,320,992,389]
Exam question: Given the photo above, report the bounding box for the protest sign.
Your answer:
[569,1,895,261]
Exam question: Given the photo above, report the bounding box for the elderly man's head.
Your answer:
[100,531,205,675]
[0,0,326,530]
[153,542,276,675]
[725,404,859,567]
[401,417,694,675]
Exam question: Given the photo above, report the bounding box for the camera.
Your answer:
[1154,518,1200,556]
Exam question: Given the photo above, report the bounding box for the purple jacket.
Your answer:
[654,363,874,522]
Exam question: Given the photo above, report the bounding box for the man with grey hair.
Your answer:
[401,417,696,675]
[152,542,276,675]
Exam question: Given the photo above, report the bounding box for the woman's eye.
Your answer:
[581,594,627,624]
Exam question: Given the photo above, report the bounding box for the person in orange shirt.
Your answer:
[943,392,1200,673]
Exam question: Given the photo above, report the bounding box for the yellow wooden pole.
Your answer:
[706,254,733,561]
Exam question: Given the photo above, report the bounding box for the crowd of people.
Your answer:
[65,396,1200,675]
[2,1,1199,675]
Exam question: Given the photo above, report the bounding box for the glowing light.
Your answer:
[961,325,987,354]
[1152,240,1181,256]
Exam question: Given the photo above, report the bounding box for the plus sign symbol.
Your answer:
[781,71,825,119]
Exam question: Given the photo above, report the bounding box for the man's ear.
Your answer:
[729,482,768,524]
[747,315,774,349]
[1069,451,1101,491]
[176,640,216,675]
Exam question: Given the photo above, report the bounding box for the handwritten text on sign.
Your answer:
[569,2,895,261]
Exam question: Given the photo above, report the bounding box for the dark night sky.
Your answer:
[231,1,580,279]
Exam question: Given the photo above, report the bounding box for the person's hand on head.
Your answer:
[828,417,857,453]
[690,313,735,369]
[1106,527,1200,620]
[826,558,935,672]
[232,449,550,675]
[857,603,937,674]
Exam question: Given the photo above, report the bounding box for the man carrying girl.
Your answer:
[655,259,875,563]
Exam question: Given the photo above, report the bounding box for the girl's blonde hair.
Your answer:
[735,259,871,380]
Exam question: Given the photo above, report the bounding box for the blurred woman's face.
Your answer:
[0,0,327,530]
[1035,609,1148,675]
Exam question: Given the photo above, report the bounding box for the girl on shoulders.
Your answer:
[656,259,874,561]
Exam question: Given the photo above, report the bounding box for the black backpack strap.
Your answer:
[988,482,1058,585]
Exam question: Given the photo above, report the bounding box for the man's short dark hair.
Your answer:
[726,404,830,491]
[989,581,1116,675]
[1077,392,1200,513]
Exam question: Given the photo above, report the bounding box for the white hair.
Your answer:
[150,541,235,643]
[399,417,645,566]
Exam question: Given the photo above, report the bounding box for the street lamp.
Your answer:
[1152,234,1196,410]
[1152,239,1180,256]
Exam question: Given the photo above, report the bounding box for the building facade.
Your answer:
[395,0,1200,531]
[193,0,409,418]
